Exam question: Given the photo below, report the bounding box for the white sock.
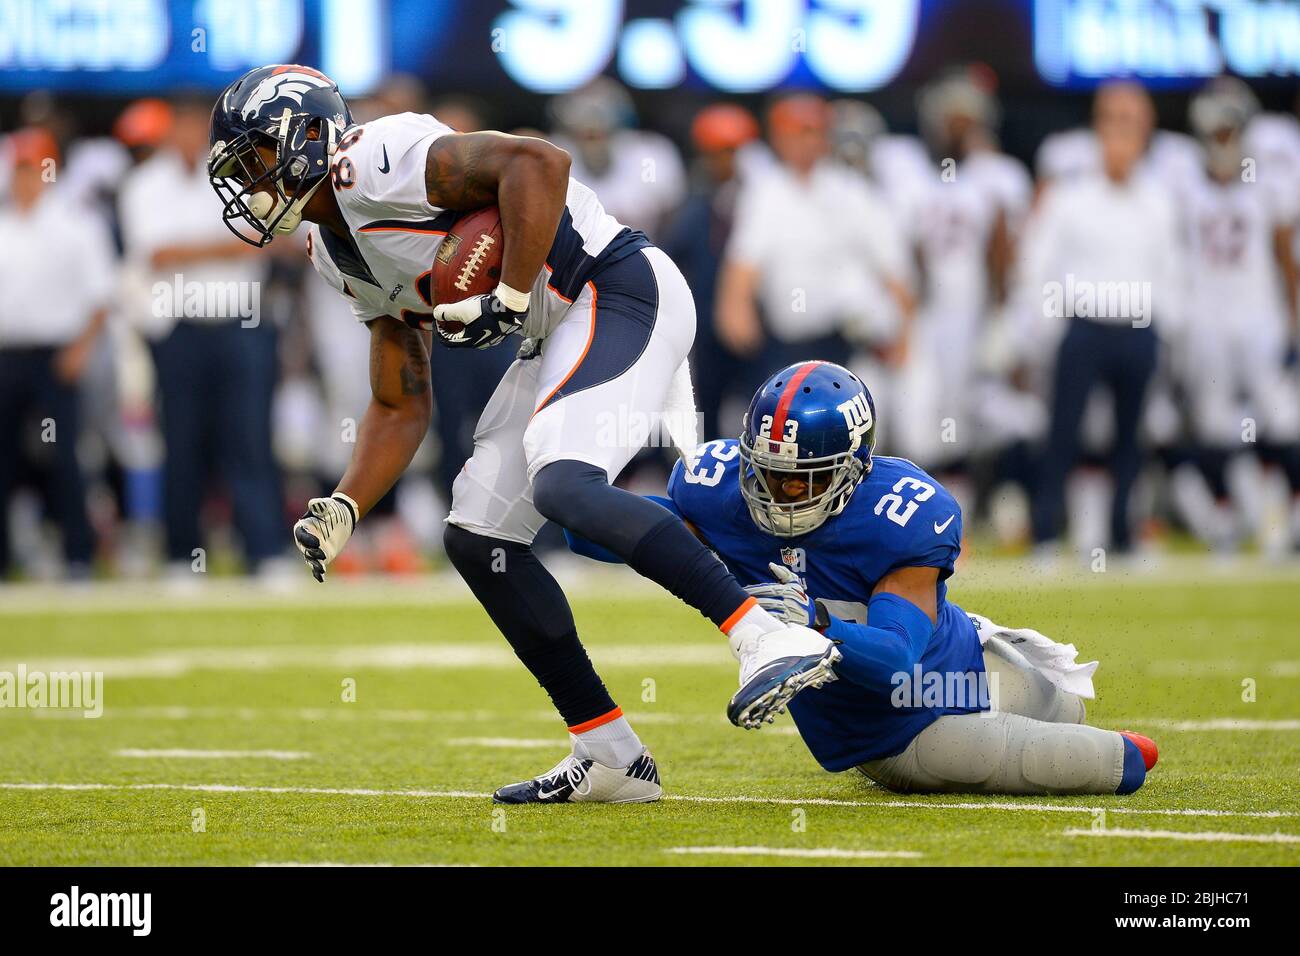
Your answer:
[723,602,785,659]
[571,715,643,769]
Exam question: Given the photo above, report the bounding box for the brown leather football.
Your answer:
[431,206,504,320]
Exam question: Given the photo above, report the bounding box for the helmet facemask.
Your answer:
[1189,80,1258,183]
[208,109,339,246]
[739,433,866,537]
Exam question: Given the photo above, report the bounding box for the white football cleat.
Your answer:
[491,749,662,804]
[728,624,840,729]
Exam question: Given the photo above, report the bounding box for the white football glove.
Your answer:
[743,562,816,627]
[293,493,359,582]
[431,284,530,350]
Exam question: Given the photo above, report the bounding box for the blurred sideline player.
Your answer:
[872,68,1032,518]
[1031,83,1192,554]
[1034,80,1202,192]
[660,103,764,442]
[567,362,1158,795]
[0,128,114,579]
[717,94,914,399]
[1170,79,1300,553]
[547,77,686,240]
[207,65,838,804]
[1016,82,1182,556]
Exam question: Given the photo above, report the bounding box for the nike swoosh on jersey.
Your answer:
[934,515,955,534]
[377,145,390,174]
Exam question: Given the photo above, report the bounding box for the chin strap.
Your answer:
[271,172,330,235]
[259,111,342,236]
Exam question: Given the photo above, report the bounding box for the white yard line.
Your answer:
[666,846,921,860]
[6,641,1294,684]
[0,782,487,798]
[0,642,728,679]
[446,738,565,749]
[0,568,643,615]
[1118,719,1300,732]
[37,705,1298,736]
[1065,827,1300,844]
[13,705,791,731]
[114,749,311,760]
[1147,661,1300,678]
[1,555,1296,616]
[33,705,511,723]
[669,794,1300,817]
[254,861,479,867]
[1,781,1295,819]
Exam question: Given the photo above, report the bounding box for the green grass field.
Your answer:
[1,561,1297,866]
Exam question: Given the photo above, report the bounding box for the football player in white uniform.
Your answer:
[872,70,1032,510]
[547,78,687,240]
[1172,79,1300,551]
[207,65,838,804]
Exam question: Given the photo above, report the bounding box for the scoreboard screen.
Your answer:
[0,0,1297,95]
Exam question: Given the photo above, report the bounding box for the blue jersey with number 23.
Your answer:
[667,439,987,771]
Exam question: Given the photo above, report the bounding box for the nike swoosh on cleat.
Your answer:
[377,145,390,174]
[933,515,955,534]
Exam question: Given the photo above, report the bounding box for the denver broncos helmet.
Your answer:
[208,64,352,246]
[739,361,877,537]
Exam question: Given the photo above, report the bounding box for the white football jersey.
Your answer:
[555,129,686,238]
[877,137,1032,315]
[1178,169,1297,326]
[1245,112,1300,191]
[305,111,632,338]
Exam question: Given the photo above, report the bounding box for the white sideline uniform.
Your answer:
[1035,127,1203,188]
[873,140,1032,465]
[858,627,1126,796]
[1176,169,1300,446]
[304,112,697,544]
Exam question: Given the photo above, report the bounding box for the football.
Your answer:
[430,205,504,325]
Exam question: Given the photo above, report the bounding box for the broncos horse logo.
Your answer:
[240,66,332,121]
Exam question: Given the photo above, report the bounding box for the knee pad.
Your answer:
[911,717,1003,786]
[1020,723,1118,793]
[531,459,607,527]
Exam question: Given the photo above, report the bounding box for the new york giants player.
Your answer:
[207,65,836,804]
[568,362,1158,794]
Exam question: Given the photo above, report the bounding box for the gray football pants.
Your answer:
[857,636,1126,795]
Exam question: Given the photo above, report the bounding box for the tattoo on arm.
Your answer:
[399,328,430,396]
[424,133,501,210]
[368,317,431,406]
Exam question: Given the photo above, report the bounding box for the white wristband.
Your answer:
[331,491,360,529]
[493,282,532,313]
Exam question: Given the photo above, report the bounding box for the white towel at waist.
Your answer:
[967,612,1099,699]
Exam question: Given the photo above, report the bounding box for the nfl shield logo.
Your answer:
[780,547,805,572]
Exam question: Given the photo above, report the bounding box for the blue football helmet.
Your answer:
[739,361,876,537]
[208,64,352,246]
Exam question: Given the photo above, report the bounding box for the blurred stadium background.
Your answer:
[3,0,1300,586]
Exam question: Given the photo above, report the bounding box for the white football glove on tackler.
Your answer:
[743,562,816,627]
[293,493,359,582]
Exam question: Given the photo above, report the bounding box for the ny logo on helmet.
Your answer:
[837,393,873,451]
